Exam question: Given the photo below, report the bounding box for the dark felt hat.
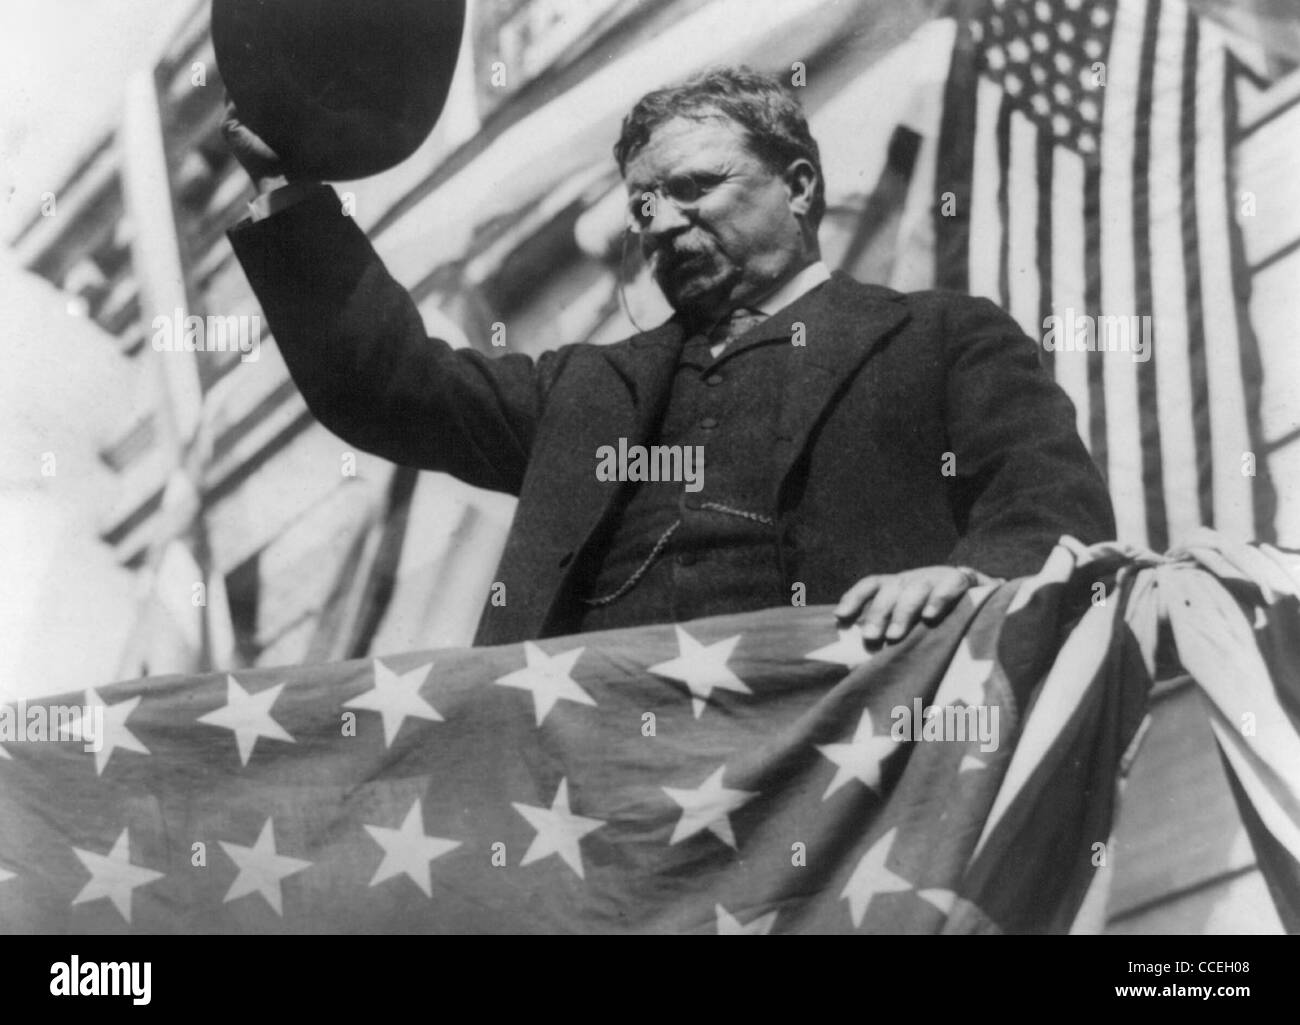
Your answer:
[212,0,467,180]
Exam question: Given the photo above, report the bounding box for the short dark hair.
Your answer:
[613,65,826,228]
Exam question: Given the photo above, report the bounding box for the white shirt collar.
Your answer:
[753,260,831,316]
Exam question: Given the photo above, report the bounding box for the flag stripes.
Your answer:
[1097,0,1148,546]
[1151,6,1204,544]
[935,0,1276,549]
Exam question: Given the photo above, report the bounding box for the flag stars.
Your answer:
[494,643,594,726]
[934,639,995,708]
[841,828,912,928]
[715,903,778,935]
[648,627,751,718]
[70,829,164,925]
[918,888,958,915]
[60,689,149,776]
[364,800,460,898]
[197,675,294,767]
[805,626,872,669]
[959,752,990,774]
[344,659,443,747]
[512,778,604,880]
[815,709,900,800]
[219,819,311,917]
[663,765,757,849]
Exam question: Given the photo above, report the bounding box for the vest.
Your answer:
[575,322,797,632]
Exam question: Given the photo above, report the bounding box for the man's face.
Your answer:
[623,116,810,319]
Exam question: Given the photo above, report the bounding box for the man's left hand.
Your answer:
[834,566,983,645]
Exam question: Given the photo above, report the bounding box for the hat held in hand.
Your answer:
[212,0,467,181]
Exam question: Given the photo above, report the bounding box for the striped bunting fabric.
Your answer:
[2,532,1297,933]
[933,0,1278,552]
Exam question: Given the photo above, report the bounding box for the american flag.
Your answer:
[0,543,1130,934]
[2,532,1297,934]
[933,0,1277,552]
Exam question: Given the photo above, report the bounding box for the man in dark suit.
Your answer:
[224,66,1115,648]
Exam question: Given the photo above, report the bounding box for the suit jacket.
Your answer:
[229,184,1116,646]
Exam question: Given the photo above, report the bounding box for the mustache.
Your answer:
[649,241,713,273]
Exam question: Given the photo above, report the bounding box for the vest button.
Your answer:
[705,373,724,386]
[699,417,719,430]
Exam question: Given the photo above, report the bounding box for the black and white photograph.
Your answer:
[0,0,1298,974]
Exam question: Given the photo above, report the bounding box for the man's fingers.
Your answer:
[219,107,288,187]
[882,578,934,641]
[920,570,971,620]
[834,576,882,621]
[220,93,244,134]
[836,567,980,645]
[856,576,902,643]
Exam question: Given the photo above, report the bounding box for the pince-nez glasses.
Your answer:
[625,172,725,235]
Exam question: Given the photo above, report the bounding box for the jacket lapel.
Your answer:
[558,317,686,550]
[482,320,685,643]
[599,318,689,446]
[763,273,910,494]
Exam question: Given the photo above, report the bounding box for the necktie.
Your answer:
[706,307,767,355]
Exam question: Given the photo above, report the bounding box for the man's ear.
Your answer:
[783,158,818,217]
